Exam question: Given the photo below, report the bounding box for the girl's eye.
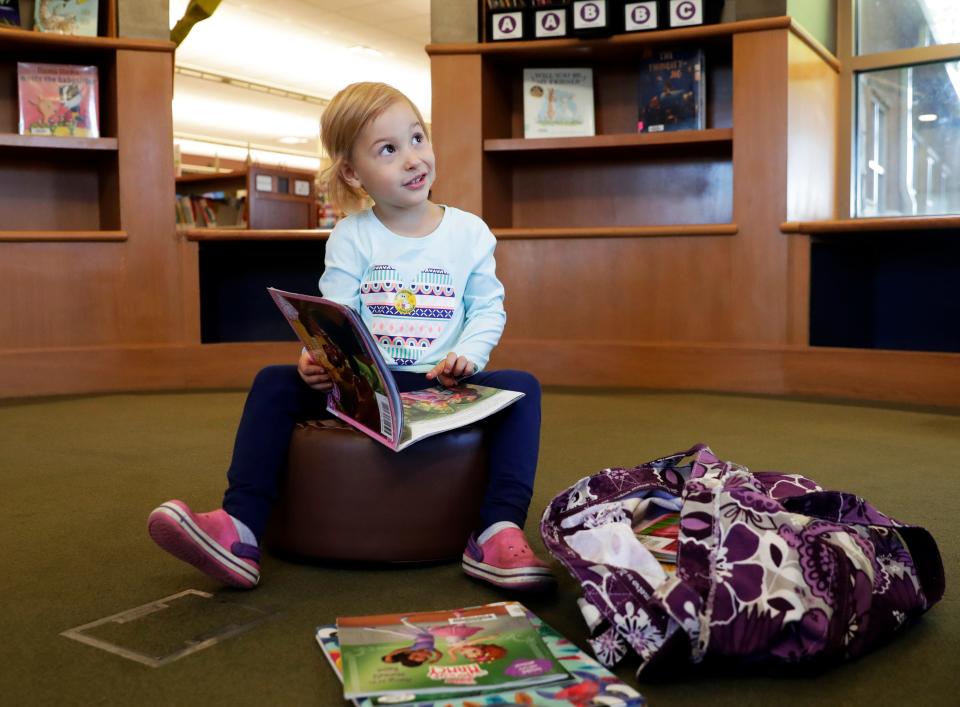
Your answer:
[412,133,425,144]
[379,144,396,156]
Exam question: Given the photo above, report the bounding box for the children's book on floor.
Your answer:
[316,601,646,706]
[523,67,595,138]
[17,62,99,137]
[636,47,705,133]
[268,288,523,452]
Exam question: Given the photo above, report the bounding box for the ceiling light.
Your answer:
[918,113,938,122]
[278,136,310,144]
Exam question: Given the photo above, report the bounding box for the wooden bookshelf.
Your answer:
[175,165,318,230]
[0,135,119,150]
[492,224,738,240]
[483,128,732,153]
[781,215,960,233]
[182,228,331,241]
[0,27,176,374]
[423,12,959,406]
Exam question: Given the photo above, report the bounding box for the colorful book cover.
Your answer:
[334,603,572,701]
[0,0,21,26]
[17,62,100,138]
[636,47,705,133]
[523,68,595,138]
[35,0,98,36]
[316,602,646,706]
[268,288,523,452]
[634,510,680,564]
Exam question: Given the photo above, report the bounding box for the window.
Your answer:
[841,1,960,217]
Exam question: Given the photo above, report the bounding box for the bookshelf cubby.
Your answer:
[0,28,166,241]
[176,165,318,230]
[470,37,732,229]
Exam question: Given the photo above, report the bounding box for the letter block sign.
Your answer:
[669,0,703,27]
[623,1,658,32]
[534,8,567,39]
[571,0,611,36]
[490,11,524,41]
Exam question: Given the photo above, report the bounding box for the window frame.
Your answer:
[836,0,960,217]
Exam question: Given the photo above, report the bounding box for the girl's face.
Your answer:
[341,100,436,214]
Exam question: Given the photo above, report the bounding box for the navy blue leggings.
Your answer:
[222,365,542,541]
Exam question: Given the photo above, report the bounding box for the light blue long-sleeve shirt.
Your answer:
[318,206,506,373]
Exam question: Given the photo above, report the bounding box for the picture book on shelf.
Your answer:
[0,0,21,26]
[35,0,98,36]
[636,47,705,133]
[316,601,646,706]
[17,62,100,138]
[268,288,523,452]
[523,68,595,138]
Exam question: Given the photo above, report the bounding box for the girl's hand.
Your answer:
[426,352,475,387]
[298,349,333,391]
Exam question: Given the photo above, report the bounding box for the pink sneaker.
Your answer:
[147,500,260,589]
[462,526,555,591]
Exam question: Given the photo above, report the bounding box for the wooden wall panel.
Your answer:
[489,340,960,407]
[495,236,735,343]
[509,154,733,228]
[0,343,297,399]
[114,48,180,344]
[787,33,838,221]
[0,155,113,230]
[0,242,127,348]
[730,30,791,344]
[430,54,484,215]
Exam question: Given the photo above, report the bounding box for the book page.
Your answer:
[396,385,523,451]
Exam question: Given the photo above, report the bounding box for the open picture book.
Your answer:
[316,601,646,707]
[267,288,523,452]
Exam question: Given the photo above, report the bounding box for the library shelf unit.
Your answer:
[427,14,959,407]
[176,164,319,230]
[0,24,182,396]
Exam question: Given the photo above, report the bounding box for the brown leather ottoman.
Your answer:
[264,419,489,562]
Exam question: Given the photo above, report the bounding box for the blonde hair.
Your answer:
[320,82,430,214]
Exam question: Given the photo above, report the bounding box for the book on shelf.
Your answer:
[316,601,646,706]
[267,288,523,452]
[636,47,706,133]
[35,0,98,35]
[17,62,100,138]
[523,68,595,139]
[0,0,21,26]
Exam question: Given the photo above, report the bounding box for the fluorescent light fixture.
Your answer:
[169,0,431,120]
[918,113,938,122]
[174,138,321,172]
[172,94,319,142]
[278,136,311,144]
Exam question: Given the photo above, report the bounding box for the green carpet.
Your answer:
[1,388,956,706]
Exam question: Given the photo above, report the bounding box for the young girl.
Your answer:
[147,82,554,592]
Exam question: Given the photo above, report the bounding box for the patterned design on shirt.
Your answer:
[361,266,457,367]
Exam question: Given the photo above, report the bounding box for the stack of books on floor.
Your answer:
[316,601,645,706]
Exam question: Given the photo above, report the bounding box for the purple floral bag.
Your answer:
[540,444,945,676]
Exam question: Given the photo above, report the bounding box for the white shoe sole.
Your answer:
[148,502,259,588]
